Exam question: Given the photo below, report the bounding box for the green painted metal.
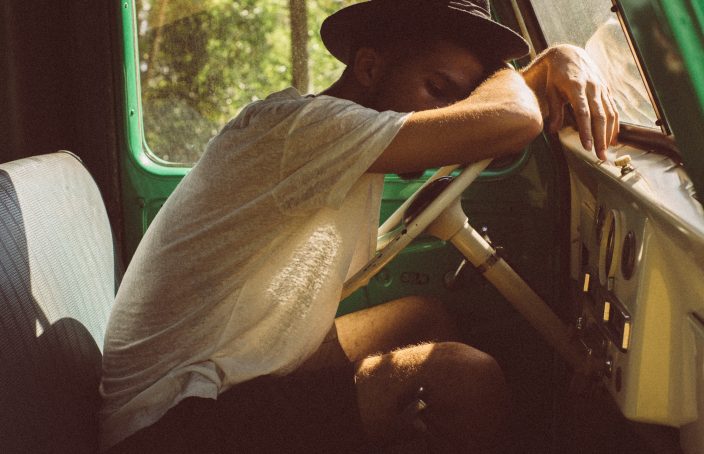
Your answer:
[119,0,190,259]
[618,0,704,197]
[120,1,190,178]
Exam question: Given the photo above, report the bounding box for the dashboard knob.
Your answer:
[615,155,634,175]
[614,155,632,167]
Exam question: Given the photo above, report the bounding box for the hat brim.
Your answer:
[321,1,530,66]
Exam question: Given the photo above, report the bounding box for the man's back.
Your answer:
[99,88,408,450]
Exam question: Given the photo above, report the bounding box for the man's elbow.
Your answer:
[491,70,545,152]
[501,101,544,153]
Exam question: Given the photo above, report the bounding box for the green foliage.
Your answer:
[137,0,353,163]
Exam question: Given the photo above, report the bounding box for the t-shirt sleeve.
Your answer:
[272,96,410,215]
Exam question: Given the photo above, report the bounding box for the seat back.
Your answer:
[0,152,115,453]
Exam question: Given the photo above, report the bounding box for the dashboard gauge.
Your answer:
[595,205,606,242]
[599,209,622,289]
[621,231,636,280]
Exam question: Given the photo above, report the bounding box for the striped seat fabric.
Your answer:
[0,152,116,454]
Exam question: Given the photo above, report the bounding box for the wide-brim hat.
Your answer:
[321,0,529,65]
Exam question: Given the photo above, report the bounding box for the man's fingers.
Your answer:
[607,91,620,145]
[547,89,564,133]
[585,82,607,158]
[566,85,594,153]
[614,108,620,145]
[537,45,618,157]
[601,90,617,149]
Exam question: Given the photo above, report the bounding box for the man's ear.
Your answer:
[352,47,385,88]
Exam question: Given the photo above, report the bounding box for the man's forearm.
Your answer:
[369,68,544,174]
[439,67,545,156]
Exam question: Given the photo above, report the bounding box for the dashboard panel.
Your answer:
[560,128,704,452]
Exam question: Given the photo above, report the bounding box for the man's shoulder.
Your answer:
[263,87,308,102]
[221,88,371,136]
[254,87,327,111]
[224,87,316,130]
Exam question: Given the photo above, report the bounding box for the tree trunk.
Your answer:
[289,0,309,93]
[143,0,170,88]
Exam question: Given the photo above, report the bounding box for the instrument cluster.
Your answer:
[577,184,647,396]
[561,129,704,433]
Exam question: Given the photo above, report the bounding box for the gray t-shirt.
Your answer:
[99,88,409,450]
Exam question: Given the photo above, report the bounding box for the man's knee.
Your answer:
[414,342,509,449]
[427,342,505,387]
[337,295,458,362]
[355,341,508,449]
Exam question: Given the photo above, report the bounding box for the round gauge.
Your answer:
[595,206,606,243]
[621,231,636,280]
[598,209,622,288]
[605,218,616,274]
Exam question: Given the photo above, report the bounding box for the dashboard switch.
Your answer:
[615,155,634,175]
[583,273,591,293]
[602,298,632,352]
[603,301,611,322]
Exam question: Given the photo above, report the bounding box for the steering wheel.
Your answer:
[342,160,492,299]
[342,160,602,377]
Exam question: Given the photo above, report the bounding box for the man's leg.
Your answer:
[333,296,508,452]
[355,342,509,453]
[335,295,461,361]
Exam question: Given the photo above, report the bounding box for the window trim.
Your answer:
[121,0,191,177]
[611,1,670,135]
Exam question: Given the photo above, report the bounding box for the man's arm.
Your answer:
[368,68,543,174]
[370,44,617,174]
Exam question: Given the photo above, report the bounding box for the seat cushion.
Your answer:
[0,152,115,454]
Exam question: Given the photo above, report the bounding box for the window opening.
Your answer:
[531,0,659,129]
[135,0,352,165]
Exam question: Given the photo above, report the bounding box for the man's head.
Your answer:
[321,0,528,112]
[344,37,491,112]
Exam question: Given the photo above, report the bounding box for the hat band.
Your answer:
[447,1,490,18]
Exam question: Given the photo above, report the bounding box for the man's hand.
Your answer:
[522,44,619,160]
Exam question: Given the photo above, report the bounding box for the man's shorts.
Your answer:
[107,327,368,454]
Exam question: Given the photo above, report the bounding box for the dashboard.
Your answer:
[560,128,704,452]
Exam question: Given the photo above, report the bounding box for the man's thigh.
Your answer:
[353,342,509,453]
[335,295,460,362]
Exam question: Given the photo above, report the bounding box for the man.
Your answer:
[101,1,617,452]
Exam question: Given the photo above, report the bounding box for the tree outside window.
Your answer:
[136,0,354,164]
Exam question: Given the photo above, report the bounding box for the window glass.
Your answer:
[531,0,659,129]
[135,0,352,164]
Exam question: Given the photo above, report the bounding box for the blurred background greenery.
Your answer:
[136,0,354,164]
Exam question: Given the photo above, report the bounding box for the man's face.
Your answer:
[366,39,487,113]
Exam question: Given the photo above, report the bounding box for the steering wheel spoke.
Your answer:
[377,165,460,238]
[343,159,492,299]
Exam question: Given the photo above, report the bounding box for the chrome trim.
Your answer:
[611,1,670,135]
[509,0,536,59]
[476,253,500,274]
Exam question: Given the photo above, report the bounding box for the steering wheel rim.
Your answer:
[341,159,493,299]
